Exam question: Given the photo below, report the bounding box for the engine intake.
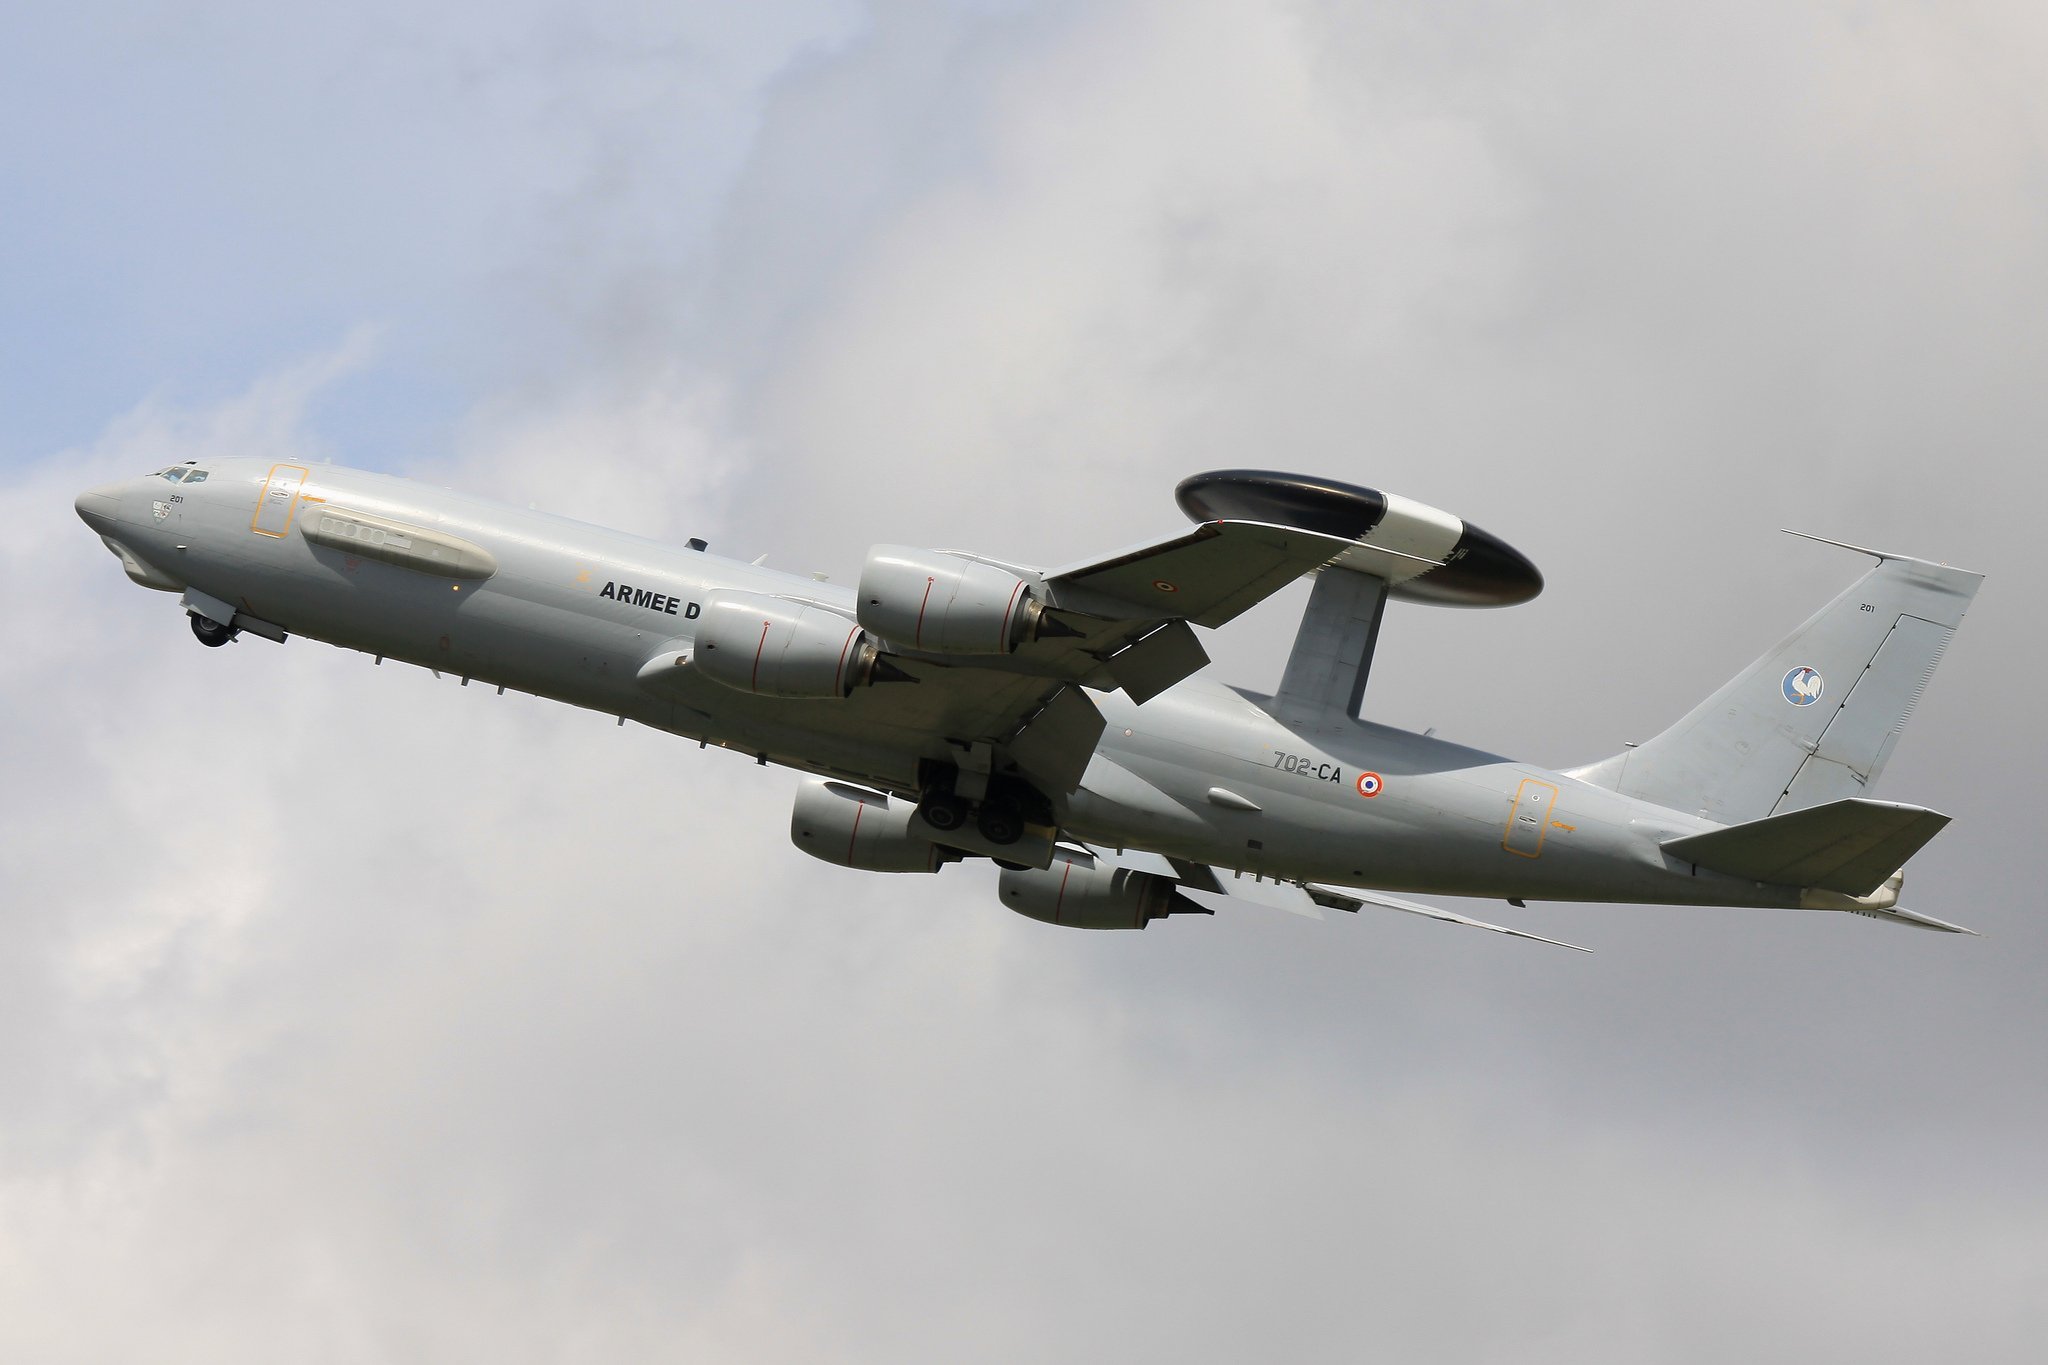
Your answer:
[694,591,887,698]
[791,779,958,873]
[998,850,1211,930]
[858,546,1049,655]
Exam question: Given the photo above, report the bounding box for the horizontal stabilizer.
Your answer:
[1663,798,1951,896]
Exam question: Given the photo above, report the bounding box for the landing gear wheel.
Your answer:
[919,794,969,832]
[976,802,1025,846]
[189,614,235,648]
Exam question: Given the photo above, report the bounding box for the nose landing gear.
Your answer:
[189,613,237,648]
[180,591,287,646]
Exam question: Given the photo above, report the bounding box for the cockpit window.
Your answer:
[184,470,207,484]
[152,466,207,483]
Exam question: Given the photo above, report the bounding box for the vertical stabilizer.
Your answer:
[1570,545,1981,823]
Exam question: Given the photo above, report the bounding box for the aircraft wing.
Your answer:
[1306,884,1593,951]
[655,520,1350,797]
[841,521,1353,791]
[1150,858,1591,949]
[1041,520,1354,630]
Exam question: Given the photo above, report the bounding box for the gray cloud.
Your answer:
[9,1,2047,1359]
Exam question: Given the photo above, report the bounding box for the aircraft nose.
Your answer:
[75,482,126,534]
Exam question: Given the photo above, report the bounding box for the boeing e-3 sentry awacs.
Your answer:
[75,462,1982,948]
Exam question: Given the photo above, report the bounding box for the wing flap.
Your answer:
[1173,871,1328,921]
[1006,685,1107,794]
[1100,620,1211,705]
[1662,798,1951,895]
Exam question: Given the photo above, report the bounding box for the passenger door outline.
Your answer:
[1503,777,1560,858]
[250,464,310,538]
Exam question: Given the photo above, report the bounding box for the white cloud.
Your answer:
[446,366,747,538]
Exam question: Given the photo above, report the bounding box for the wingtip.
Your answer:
[1866,905,1979,935]
[1506,927,1595,953]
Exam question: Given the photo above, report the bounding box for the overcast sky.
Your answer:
[5,1,2045,1359]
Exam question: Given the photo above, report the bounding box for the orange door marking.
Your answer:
[250,464,310,537]
[1503,778,1561,858]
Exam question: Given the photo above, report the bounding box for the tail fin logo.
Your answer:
[1782,666,1825,706]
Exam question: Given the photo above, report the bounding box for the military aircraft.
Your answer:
[75,461,1981,947]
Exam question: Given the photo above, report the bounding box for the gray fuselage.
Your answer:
[77,459,1815,912]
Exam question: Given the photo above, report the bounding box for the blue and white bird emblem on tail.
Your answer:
[1782,666,1824,706]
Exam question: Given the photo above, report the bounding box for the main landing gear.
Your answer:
[914,766,1046,848]
[189,614,237,648]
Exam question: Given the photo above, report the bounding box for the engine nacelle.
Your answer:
[997,851,1209,930]
[694,591,884,698]
[857,546,1047,655]
[791,778,956,873]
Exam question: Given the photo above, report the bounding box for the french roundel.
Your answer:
[1355,771,1384,798]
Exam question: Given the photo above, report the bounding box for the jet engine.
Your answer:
[857,546,1054,655]
[694,591,890,698]
[997,851,1212,930]
[791,778,958,873]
